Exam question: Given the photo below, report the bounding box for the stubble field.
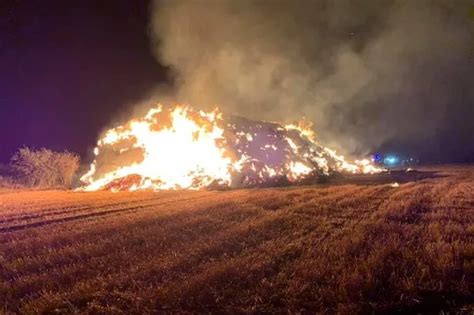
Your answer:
[0,166,473,313]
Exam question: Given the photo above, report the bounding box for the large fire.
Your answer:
[80,105,381,191]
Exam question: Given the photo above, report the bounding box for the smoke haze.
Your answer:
[150,0,473,158]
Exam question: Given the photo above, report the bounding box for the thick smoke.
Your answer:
[150,0,473,158]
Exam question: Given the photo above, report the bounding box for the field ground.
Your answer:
[0,165,473,313]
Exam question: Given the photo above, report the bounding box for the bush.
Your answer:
[0,176,23,190]
[10,147,80,188]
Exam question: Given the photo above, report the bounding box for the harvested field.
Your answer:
[0,166,473,313]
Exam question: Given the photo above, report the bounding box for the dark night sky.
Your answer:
[1,0,473,164]
[0,0,166,163]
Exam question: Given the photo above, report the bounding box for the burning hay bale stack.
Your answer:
[79,105,381,191]
[227,116,340,187]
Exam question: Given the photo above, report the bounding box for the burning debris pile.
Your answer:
[80,105,381,191]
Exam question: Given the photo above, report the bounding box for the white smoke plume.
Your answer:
[149,0,473,156]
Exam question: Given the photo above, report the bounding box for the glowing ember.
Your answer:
[80,104,382,191]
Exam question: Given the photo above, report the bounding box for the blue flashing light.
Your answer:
[384,155,399,165]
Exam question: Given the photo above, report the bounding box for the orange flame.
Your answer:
[80,104,382,191]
